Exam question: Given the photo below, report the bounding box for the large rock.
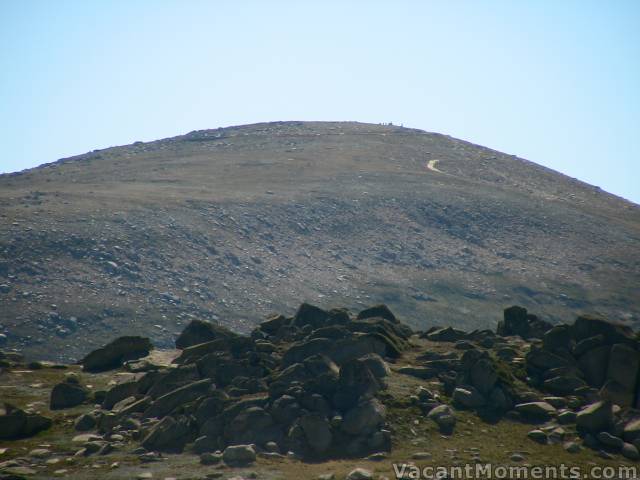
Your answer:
[347,469,374,480]
[141,415,193,453]
[470,358,498,395]
[299,413,332,453]
[225,406,280,445]
[515,402,557,420]
[175,319,239,349]
[622,443,640,461]
[271,395,304,425]
[102,378,140,410]
[607,343,639,392]
[452,387,485,409]
[426,327,467,342]
[331,334,393,365]
[74,413,97,431]
[571,315,636,346]
[489,386,513,411]
[282,338,333,367]
[82,336,152,372]
[333,359,382,409]
[427,404,456,433]
[576,401,613,433]
[0,403,51,440]
[497,306,529,337]
[292,303,331,330]
[143,379,212,419]
[573,334,606,357]
[526,347,571,371]
[197,354,265,387]
[358,353,390,379]
[578,345,610,388]
[543,325,572,352]
[199,396,268,440]
[341,398,385,435]
[145,364,200,398]
[597,431,624,450]
[259,314,287,335]
[543,375,587,395]
[497,306,551,339]
[600,380,634,408]
[357,304,398,324]
[50,381,88,410]
[222,444,256,465]
[175,336,254,365]
[623,418,640,442]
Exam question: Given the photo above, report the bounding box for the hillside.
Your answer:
[0,121,639,361]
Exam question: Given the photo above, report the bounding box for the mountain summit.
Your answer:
[1,121,638,361]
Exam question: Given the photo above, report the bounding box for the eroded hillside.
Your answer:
[0,122,639,361]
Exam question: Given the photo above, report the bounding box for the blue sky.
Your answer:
[1,1,638,203]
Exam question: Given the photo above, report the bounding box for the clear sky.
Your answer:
[1,1,639,203]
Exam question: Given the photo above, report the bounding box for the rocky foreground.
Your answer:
[2,304,640,479]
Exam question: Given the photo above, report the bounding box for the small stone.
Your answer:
[318,475,336,480]
[427,404,456,433]
[347,469,373,480]
[29,447,51,458]
[137,473,153,479]
[514,402,557,419]
[264,441,279,453]
[75,413,97,431]
[576,401,613,433]
[597,431,624,450]
[121,418,142,431]
[84,441,104,455]
[510,453,525,462]
[564,441,581,453]
[139,451,163,463]
[527,430,547,444]
[411,452,432,460]
[72,433,102,443]
[548,427,566,445]
[622,443,640,461]
[222,444,256,465]
[557,411,577,425]
[365,452,388,461]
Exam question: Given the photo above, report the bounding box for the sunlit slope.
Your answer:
[1,121,638,361]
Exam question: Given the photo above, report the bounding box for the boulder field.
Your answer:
[3,303,640,477]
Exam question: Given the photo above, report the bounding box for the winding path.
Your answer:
[426,159,444,173]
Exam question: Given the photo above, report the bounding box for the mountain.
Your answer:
[1,121,638,361]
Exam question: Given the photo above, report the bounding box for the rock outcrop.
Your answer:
[87,303,407,459]
[0,403,52,440]
[81,336,153,372]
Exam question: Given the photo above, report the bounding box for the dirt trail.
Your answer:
[426,159,444,173]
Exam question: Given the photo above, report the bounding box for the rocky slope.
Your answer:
[1,121,639,361]
[2,304,640,479]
